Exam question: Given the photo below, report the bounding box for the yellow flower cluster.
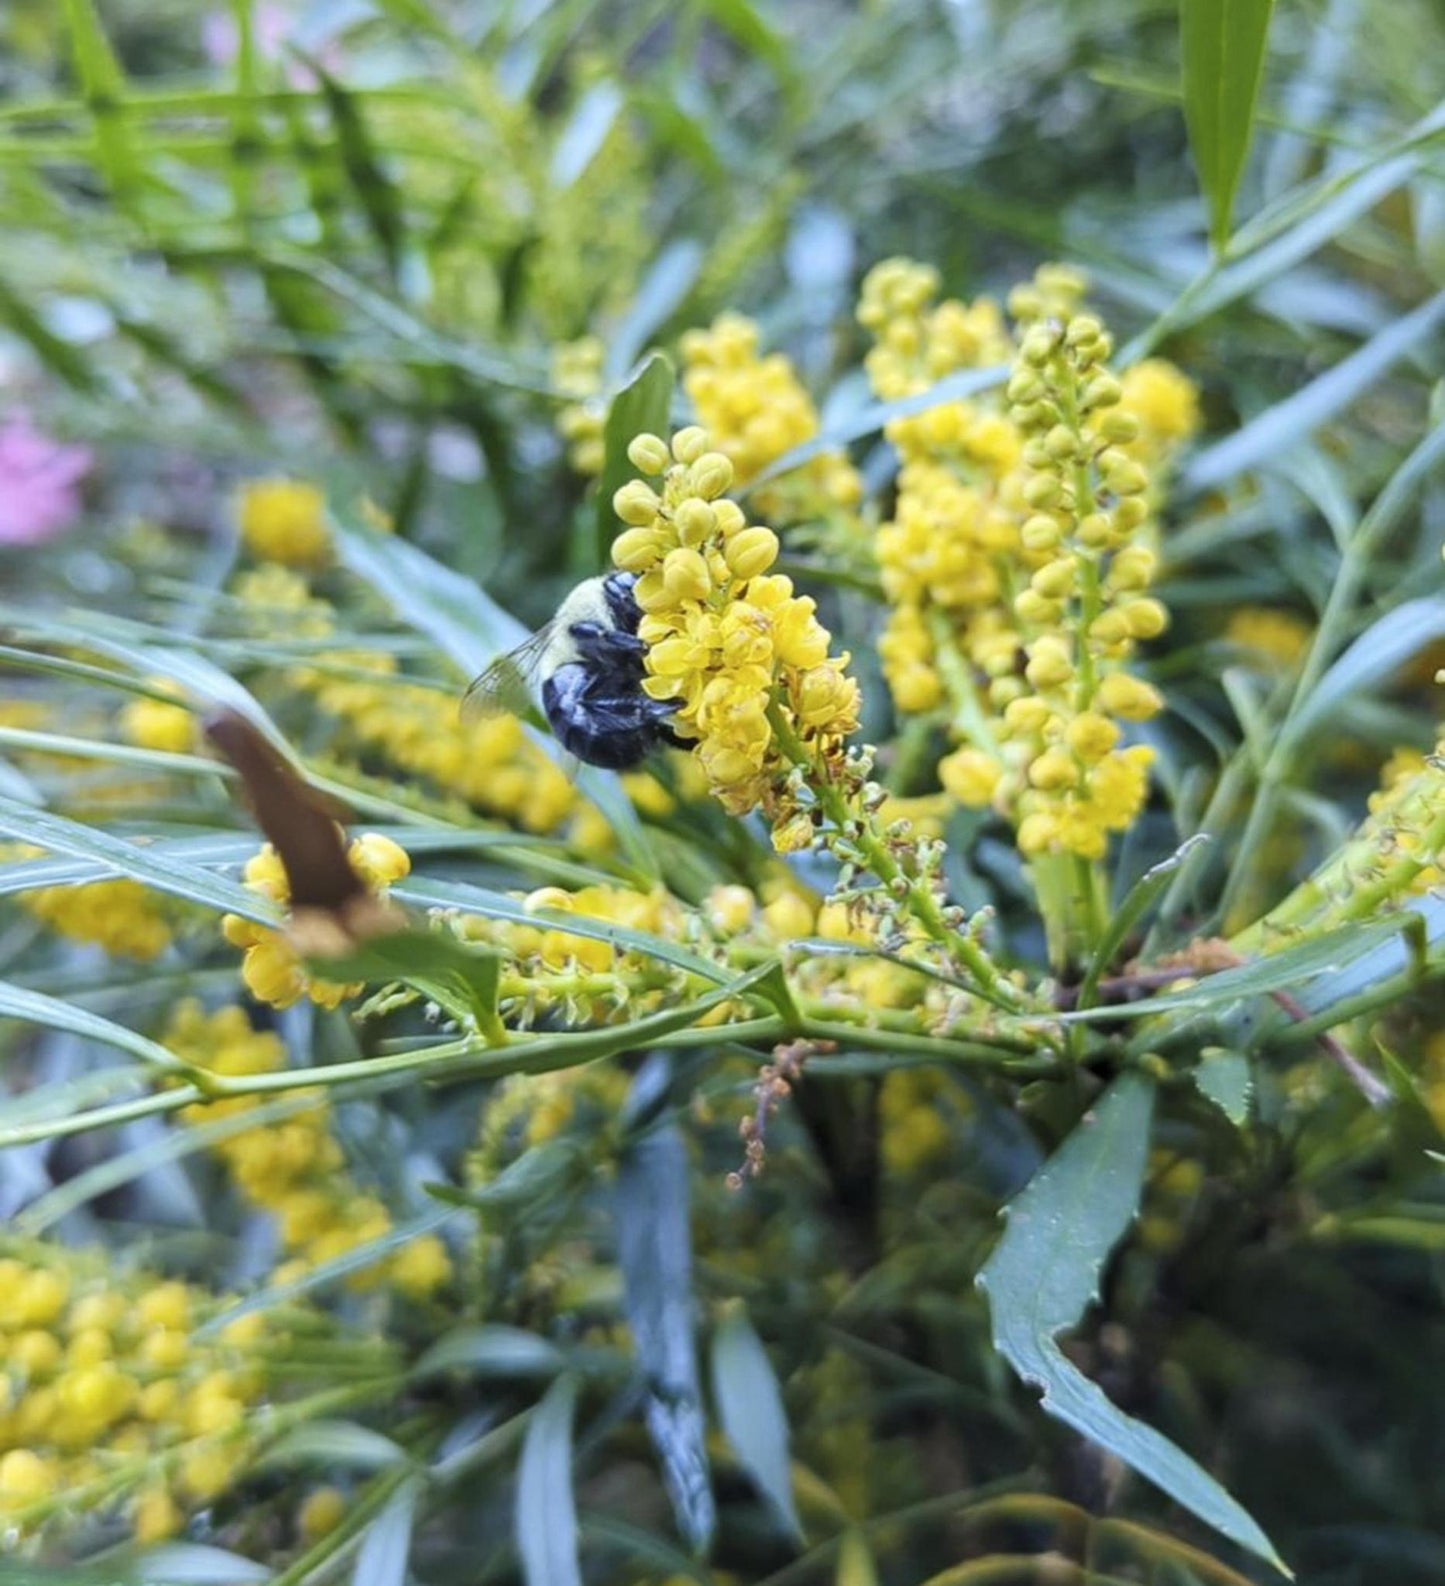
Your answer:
[948,301,1165,861]
[680,312,862,519]
[221,832,411,1010]
[165,1002,453,1299]
[16,858,172,961]
[1226,606,1312,668]
[299,651,580,835]
[859,260,1195,863]
[553,334,607,476]
[0,1242,272,1544]
[119,678,197,756]
[611,427,861,821]
[237,480,331,569]
[232,564,336,637]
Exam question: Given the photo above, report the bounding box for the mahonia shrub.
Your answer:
[2,48,1443,1576]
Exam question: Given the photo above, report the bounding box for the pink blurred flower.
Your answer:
[0,414,91,546]
[202,4,343,84]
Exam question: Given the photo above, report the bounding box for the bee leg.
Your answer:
[568,622,647,665]
[601,571,643,630]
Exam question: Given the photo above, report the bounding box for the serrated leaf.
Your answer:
[594,352,676,566]
[978,1075,1287,1573]
[413,1326,566,1382]
[617,1122,715,1553]
[1181,0,1277,250]
[710,1302,800,1540]
[352,1476,417,1586]
[260,1420,407,1472]
[1193,1049,1254,1126]
[515,1374,583,1586]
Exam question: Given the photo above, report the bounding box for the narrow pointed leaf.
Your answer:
[595,352,675,565]
[516,1374,583,1586]
[978,1075,1287,1573]
[352,1476,417,1586]
[711,1302,801,1540]
[1181,0,1277,250]
[617,1122,715,1552]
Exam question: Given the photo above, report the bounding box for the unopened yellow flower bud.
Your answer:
[662,546,712,602]
[626,433,670,474]
[1121,598,1168,639]
[348,832,410,888]
[1113,495,1149,530]
[1023,473,1063,509]
[724,526,780,579]
[673,498,716,546]
[1017,811,1058,855]
[1077,511,1114,548]
[1015,589,1062,626]
[713,499,746,537]
[705,885,756,934]
[671,427,709,464]
[1021,514,1063,552]
[1003,697,1052,736]
[1081,373,1122,408]
[1100,450,1148,495]
[1029,747,1078,791]
[1031,557,1077,599]
[0,1449,56,1502]
[762,889,816,938]
[134,1487,183,1543]
[940,748,1004,807]
[1099,409,1141,444]
[299,1486,348,1543]
[1066,712,1121,762]
[613,479,660,526]
[689,452,735,500]
[612,526,668,572]
[1089,609,1132,646]
[1043,425,1078,460]
[1097,672,1163,721]
[1025,639,1074,690]
[1108,547,1156,591]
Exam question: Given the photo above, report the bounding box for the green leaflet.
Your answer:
[1180,0,1277,251]
[594,352,676,566]
[710,1302,801,1540]
[515,1375,583,1586]
[977,1074,1288,1574]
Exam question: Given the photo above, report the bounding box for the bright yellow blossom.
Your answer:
[237,479,331,568]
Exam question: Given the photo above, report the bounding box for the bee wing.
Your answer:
[460,626,554,725]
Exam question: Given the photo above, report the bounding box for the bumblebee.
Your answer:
[465,572,683,770]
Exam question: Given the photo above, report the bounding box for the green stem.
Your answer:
[765,700,1019,1009]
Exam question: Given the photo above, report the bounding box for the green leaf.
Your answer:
[313,64,407,283]
[1285,594,1445,751]
[1193,1049,1254,1126]
[711,1302,801,1541]
[515,1374,583,1586]
[609,242,705,380]
[978,1075,1287,1573]
[1057,915,1407,1023]
[551,81,624,189]
[1185,289,1445,490]
[62,0,142,205]
[1079,835,1211,1011]
[595,352,676,566]
[124,1544,273,1583]
[0,794,275,923]
[1180,0,1277,250]
[413,1326,566,1383]
[617,1122,715,1553]
[352,1476,418,1586]
[260,1420,407,1473]
[424,1139,589,1214]
[306,924,504,1041]
[0,981,186,1075]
